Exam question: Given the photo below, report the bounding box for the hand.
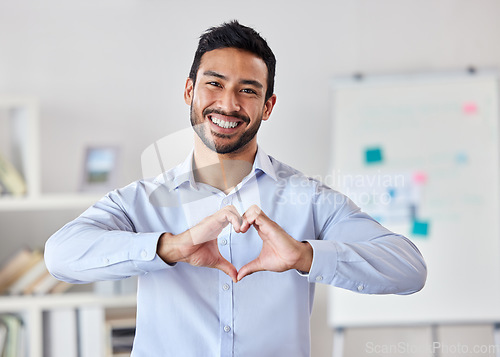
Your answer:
[157,205,242,282]
[237,205,313,281]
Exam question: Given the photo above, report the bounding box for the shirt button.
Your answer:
[357,284,364,292]
[315,276,323,282]
[103,258,110,264]
[140,250,148,258]
[220,239,228,246]
[224,325,231,333]
[222,283,230,291]
[222,198,230,205]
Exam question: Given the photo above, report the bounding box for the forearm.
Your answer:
[45,219,169,284]
[306,234,427,294]
[311,186,426,294]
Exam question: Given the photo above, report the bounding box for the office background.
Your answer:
[1,1,500,356]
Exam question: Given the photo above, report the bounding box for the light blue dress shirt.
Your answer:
[45,147,426,357]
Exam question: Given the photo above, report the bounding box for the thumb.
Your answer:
[215,258,238,283]
[237,258,263,282]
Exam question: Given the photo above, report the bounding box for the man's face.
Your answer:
[184,47,276,154]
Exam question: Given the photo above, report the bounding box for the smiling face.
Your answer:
[184,47,276,155]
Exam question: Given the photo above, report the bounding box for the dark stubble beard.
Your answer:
[190,105,262,154]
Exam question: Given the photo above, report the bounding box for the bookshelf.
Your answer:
[0,97,103,209]
[0,97,136,356]
[0,294,136,357]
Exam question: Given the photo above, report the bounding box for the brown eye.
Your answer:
[208,81,222,87]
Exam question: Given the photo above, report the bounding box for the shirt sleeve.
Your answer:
[303,182,427,295]
[44,184,171,284]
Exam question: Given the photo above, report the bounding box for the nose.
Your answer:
[218,89,240,113]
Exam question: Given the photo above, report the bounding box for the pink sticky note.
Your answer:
[463,102,478,115]
[413,171,428,185]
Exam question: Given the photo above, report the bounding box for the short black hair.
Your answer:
[188,20,276,101]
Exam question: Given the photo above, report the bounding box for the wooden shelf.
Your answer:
[0,293,136,312]
[0,193,103,211]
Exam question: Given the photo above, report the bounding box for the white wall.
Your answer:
[2,0,500,193]
[1,1,500,356]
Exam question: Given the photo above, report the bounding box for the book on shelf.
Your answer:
[0,152,26,196]
[0,248,41,294]
[31,271,70,295]
[6,255,46,295]
[49,279,73,294]
[0,248,72,296]
[0,318,7,357]
[78,306,105,357]
[0,314,25,357]
[106,317,136,357]
[43,308,78,357]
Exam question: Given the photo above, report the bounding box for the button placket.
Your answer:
[219,272,234,354]
[218,194,234,356]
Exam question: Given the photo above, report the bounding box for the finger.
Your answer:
[219,205,243,232]
[244,206,277,236]
[189,208,243,245]
[226,211,243,233]
[240,205,262,232]
[187,218,228,245]
[237,258,263,282]
[239,218,251,233]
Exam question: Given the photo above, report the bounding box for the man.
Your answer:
[45,21,426,357]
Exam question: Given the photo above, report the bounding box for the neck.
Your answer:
[192,135,257,194]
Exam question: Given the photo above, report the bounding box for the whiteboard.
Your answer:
[328,72,500,327]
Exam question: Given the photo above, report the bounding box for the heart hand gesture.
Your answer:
[157,205,313,282]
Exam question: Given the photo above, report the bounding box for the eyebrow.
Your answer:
[203,70,264,89]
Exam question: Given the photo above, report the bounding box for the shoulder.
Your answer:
[268,155,320,189]
[102,178,157,208]
[268,154,351,207]
[105,164,180,207]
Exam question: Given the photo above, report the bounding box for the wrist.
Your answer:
[294,241,313,273]
[157,232,182,264]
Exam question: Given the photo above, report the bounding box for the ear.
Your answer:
[262,94,277,122]
[184,78,194,105]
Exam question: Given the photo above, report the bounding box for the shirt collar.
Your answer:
[165,146,277,191]
[170,148,197,190]
[253,146,278,182]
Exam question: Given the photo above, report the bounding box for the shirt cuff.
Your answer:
[131,232,173,272]
[300,240,338,284]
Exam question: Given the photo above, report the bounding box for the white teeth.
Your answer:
[210,116,238,129]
